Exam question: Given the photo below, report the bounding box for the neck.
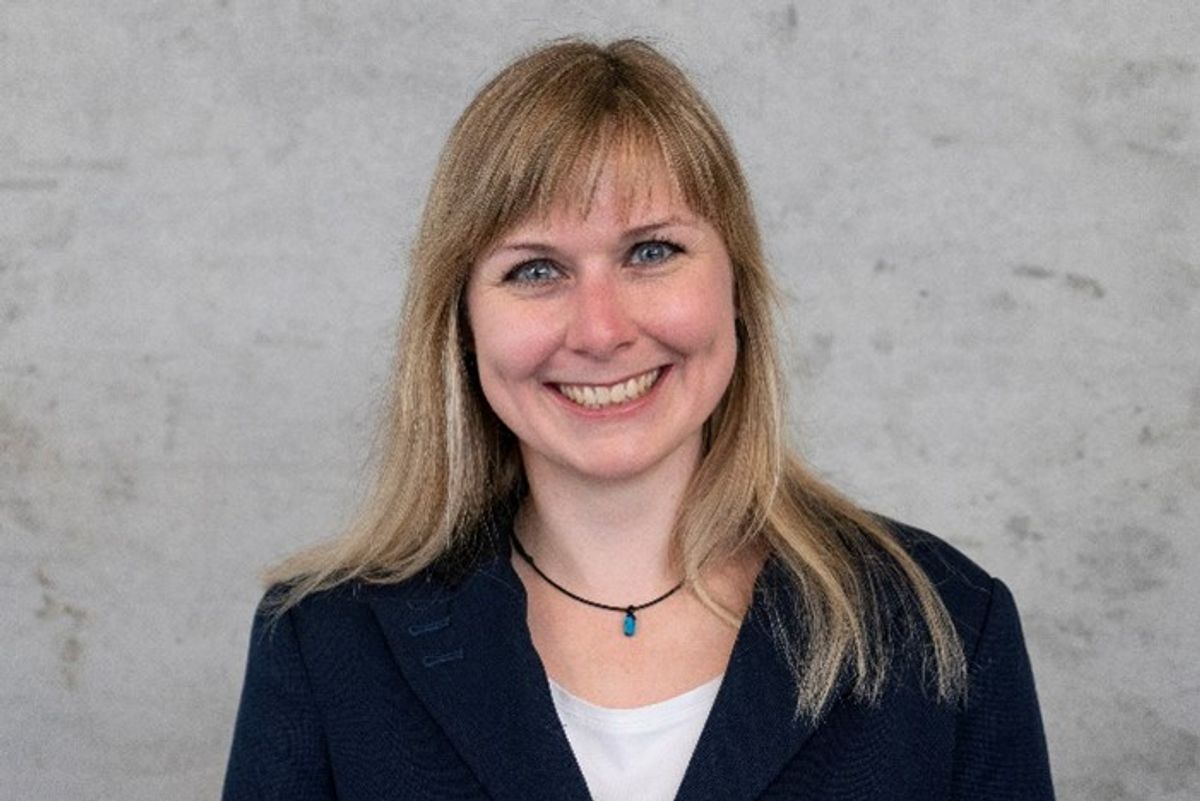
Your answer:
[516,446,698,604]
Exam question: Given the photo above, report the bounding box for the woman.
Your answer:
[223,39,1054,800]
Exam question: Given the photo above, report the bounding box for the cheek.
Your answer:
[468,299,560,387]
[650,271,738,356]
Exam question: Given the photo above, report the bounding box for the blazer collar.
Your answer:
[367,508,834,801]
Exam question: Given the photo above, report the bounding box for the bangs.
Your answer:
[439,41,738,261]
[519,116,696,233]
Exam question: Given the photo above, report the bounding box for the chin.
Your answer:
[563,445,685,484]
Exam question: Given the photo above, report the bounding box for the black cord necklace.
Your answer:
[510,531,684,637]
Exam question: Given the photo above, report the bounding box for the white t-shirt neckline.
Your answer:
[548,675,724,801]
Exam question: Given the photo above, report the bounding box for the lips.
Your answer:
[554,367,662,409]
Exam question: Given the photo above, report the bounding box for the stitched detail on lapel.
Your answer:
[408,616,452,636]
[364,509,594,801]
[421,649,465,667]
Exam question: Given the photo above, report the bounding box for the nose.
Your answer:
[563,272,637,357]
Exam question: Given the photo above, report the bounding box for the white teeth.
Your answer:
[556,368,661,409]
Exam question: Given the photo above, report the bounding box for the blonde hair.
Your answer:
[266,38,966,718]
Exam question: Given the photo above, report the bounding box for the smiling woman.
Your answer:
[222,38,1054,801]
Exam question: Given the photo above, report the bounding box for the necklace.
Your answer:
[510,531,684,637]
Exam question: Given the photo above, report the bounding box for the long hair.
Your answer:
[265,38,966,719]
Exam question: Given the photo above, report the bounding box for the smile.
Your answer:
[554,368,662,410]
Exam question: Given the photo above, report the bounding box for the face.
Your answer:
[465,162,738,486]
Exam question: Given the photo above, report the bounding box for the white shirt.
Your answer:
[549,675,723,801]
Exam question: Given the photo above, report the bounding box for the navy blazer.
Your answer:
[222,515,1054,800]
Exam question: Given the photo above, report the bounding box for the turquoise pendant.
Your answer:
[623,608,637,637]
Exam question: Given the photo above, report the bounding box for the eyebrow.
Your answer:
[490,216,695,255]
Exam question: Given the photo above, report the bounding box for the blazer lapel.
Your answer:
[675,559,840,801]
[367,516,592,801]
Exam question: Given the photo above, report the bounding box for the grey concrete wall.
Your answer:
[2,2,1196,799]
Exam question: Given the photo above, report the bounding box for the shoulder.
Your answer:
[881,517,993,594]
[235,570,459,715]
[248,571,437,656]
[878,517,1015,659]
[258,505,519,630]
[878,520,1054,792]
[253,545,522,658]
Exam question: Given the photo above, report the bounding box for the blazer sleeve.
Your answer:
[951,578,1055,800]
[222,599,337,801]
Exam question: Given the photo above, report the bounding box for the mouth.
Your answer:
[553,367,664,410]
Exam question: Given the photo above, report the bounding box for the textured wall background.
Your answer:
[2,2,1197,799]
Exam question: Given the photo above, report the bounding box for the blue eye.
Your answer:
[504,260,562,285]
[630,240,681,265]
